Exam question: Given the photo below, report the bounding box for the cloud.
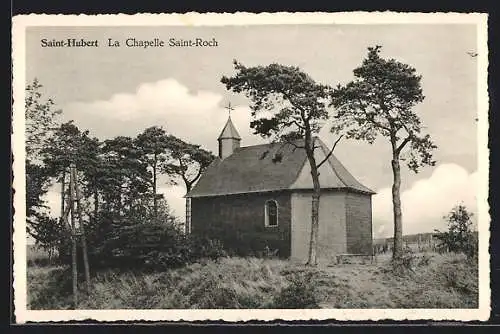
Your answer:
[158,185,187,220]
[65,78,266,153]
[69,79,222,120]
[372,163,478,238]
[44,188,60,218]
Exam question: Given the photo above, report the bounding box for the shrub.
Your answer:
[272,273,319,308]
[390,247,417,276]
[434,204,478,260]
[57,214,227,271]
[416,253,433,266]
[187,234,227,261]
[195,223,286,258]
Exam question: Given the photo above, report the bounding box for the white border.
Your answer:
[12,12,490,323]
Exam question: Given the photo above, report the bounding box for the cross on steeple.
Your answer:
[225,102,234,116]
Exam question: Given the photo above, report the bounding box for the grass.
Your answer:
[27,252,478,309]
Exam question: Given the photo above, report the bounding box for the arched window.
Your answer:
[265,200,279,227]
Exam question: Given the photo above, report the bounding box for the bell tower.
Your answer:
[218,102,241,159]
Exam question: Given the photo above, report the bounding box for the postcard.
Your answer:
[12,12,490,323]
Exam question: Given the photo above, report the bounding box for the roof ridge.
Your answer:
[317,138,376,194]
[316,138,348,188]
[238,140,303,149]
[288,148,309,189]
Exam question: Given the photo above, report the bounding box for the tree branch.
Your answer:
[282,91,310,118]
[395,134,412,155]
[292,120,306,130]
[178,157,189,185]
[356,97,392,132]
[190,165,204,186]
[316,134,344,169]
[287,141,305,150]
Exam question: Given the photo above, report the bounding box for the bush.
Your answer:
[272,273,319,308]
[57,214,227,271]
[434,204,478,260]
[390,247,417,276]
[187,235,227,261]
[195,222,286,258]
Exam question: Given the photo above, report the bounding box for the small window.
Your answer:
[265,200,279,227]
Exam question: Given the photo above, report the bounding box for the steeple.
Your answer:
[218,102,241,159]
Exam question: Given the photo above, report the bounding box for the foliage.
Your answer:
[25,79,63,248]
[330,45,436,260]
[194,221,286,258]
[24,80,222,266]
[42,122,100,177]
[25,78,61,164]
[99,135,151,216]
[272,273,320,308]
[135,126,171,218]
[434,204,477,260]
[28,215,67,259]
[25,162,51,220]
[57,209,226,271]
[221,61,332,142]
[187,234,227,262]
[390,247,418,276]
[221,60,343,265]
[162,135,215,192]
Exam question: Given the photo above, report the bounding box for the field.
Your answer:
[27,246,478,309]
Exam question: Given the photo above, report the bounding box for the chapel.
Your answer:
[186,115,375,262]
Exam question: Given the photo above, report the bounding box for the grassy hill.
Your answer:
[27,253,478,309]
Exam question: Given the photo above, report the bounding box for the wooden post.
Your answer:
[56,169,66,263]
[60,169,66,219]
[72,165,91,293]
[69,164,78,308]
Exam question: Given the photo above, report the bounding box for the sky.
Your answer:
[25,24,480,238]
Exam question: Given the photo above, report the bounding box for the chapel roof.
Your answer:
[186,137,375,198]
[218,116,241,140]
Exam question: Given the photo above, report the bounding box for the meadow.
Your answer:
[27,245,478,310]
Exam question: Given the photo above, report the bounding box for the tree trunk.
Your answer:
[391,157,404,260]
[60,169,66,219]
[306,141,321,266]
[185,183,192,234]
[153,156,157,219]
[307,189,320,266]
[72,166,91,293]
[93,186,99,219]
[185,198,191,234]
[69,167,78,308]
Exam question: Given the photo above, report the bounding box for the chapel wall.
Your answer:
[345,192,373,255]
[190,191,292,257]
[290,191,347,264]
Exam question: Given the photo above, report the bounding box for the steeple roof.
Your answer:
[218,116,241,140]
